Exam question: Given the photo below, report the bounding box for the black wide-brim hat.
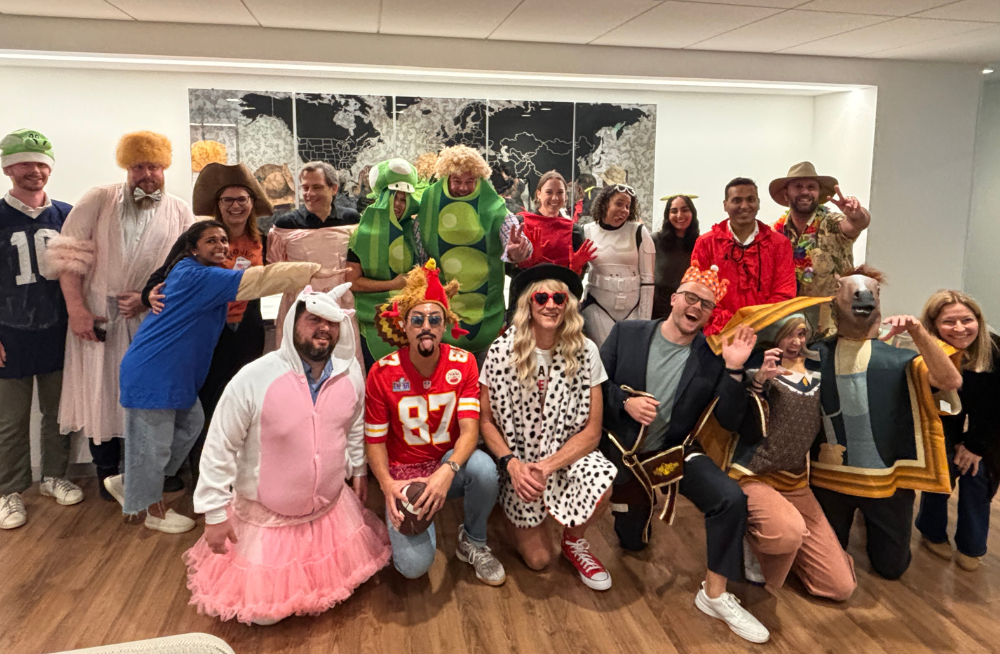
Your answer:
[509,264,584,303]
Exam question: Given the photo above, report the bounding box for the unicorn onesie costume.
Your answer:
[184,284,390,625]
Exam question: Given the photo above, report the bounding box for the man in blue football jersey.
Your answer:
[0,129,82,529]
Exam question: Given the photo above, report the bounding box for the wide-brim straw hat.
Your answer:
[193,162,273,217]
[768,161,838,207]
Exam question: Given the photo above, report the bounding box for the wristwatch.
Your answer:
[498,454,515,473]
[443,458,460,473]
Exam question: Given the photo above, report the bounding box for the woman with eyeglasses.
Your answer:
[480,265,617,591]
[139,163,271,490]
[581,183,654,347]
[652,194,700,319]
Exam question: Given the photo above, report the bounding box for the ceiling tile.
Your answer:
[488,0,659,44]
[0,0,132,20]
[379,0,523,39]
[692,9,888,52]
[592,1,783,49]
[242,0,378,33]
[107,0,257,25]
[872,23,1000,62]
[914,0,1000,23]
[780,16,990,56]
[795,0,955,17]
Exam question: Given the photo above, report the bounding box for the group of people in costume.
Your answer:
[1,127,997,645]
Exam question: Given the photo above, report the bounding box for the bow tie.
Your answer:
[133,187,162,202]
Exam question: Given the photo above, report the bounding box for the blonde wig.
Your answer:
[921,290,995,373]
[434,144,491,180]
[415,152,438,181]
[510,279,587,383]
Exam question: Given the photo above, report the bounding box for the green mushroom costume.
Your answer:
[409,176,510,353]
[348,158,419,361]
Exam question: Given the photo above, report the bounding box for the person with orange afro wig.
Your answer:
[44,130,195,499]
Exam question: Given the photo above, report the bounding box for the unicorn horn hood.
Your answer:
[279,282,359,380]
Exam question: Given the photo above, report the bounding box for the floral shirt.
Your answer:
[773,205,856,298]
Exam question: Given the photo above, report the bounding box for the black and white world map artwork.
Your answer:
[188,89,656,223]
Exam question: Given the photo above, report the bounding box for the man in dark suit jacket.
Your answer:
[600,262,769,644]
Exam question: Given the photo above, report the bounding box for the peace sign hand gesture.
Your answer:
[506,224,531,264]
[829,185,864,221]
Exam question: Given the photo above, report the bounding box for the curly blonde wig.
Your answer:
[434,144,490,180]
[116,131,172,169]
[415,152,439,181]
[511,279,587,383]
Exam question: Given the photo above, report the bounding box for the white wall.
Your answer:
[964,79,1000,323]
[0,65,818,228]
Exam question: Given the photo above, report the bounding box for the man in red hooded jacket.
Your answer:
[691,177,796,335]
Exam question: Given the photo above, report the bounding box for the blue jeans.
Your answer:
[387,448,498,579]
[916,464,992,558]
[122,402,204,515]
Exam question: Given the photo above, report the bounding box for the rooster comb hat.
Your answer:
[375,259,468,347]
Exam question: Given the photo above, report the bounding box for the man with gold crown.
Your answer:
[364,260,506,586]
[600,260,770,644]
[45,131,194,499]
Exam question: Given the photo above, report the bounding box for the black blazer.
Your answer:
[599,319,751,485]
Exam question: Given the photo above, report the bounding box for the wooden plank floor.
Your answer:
[3,475,1000,654]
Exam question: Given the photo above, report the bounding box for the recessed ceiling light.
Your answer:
[984,67,995,75]
[226,98,241,101]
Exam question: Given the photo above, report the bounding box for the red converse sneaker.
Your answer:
[562,532,612,591]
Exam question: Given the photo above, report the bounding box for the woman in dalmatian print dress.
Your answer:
[480,264,617,591]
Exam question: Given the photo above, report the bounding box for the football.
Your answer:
[395,482,433,536]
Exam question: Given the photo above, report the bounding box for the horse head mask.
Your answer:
[833,265,884,340]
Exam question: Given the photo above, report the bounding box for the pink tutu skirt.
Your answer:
[183,489,391,625]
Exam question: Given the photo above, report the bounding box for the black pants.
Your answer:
[613,454,747,582]
[187,306,265,481]
[89,437,122,477]
[813,486,915,580]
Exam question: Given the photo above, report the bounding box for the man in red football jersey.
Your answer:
[365,260,505,585]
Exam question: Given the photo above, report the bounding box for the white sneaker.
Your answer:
[40,477,84,506]
[0,493,27,529]
[695,582,770,644]
[144,508,196,534]
[103,474,125,507]
[456,525,507,586]
[743,537,765,585]
[252,617,283,626]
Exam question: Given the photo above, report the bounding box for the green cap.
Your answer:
[1,129,55,170]
[368,158,417,199]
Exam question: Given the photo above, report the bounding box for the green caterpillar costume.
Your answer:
[348,159,419,361]
[409,176,509,353]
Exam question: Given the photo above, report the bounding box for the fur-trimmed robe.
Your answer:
[45,183,194,442]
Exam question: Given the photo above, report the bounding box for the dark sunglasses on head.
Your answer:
[678,291,716,312]
[533,292,567,306]
[409,314,444,327]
